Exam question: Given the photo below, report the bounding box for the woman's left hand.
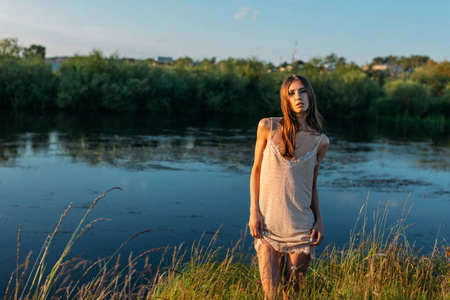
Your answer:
[310,220,324,245]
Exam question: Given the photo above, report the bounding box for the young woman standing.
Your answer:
[249,74,329,298]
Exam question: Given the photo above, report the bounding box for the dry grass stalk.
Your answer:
[6,191,449,299]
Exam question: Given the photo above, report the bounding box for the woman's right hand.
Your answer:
[249,210,264,238]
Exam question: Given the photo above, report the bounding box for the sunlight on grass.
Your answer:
[4,190,449,299]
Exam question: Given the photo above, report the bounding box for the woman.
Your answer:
[249,74,329,298]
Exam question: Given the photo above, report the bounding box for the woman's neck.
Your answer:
[295,114,308,130]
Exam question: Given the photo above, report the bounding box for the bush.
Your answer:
[410,61,450,96]
[0,49,448,122]
[311,70,381,119]
[381,80,432,118]
[0,57,56,108]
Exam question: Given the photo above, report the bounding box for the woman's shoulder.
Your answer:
[256,118,271,138]
[257,117,282,128]
[257,117,281,137]
[317,133,330,152]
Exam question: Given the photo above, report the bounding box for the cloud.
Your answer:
[234,7,250,20]
[251,10,261,21]
[234,7,260,21]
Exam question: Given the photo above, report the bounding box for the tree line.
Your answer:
[0,37,449,122]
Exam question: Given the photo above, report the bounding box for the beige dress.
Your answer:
[255,118,323,257]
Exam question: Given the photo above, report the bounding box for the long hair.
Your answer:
[279,74,323,159]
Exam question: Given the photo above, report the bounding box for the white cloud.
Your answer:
[251,10,261,21]
[234,7,260,21]
[234,7,250,20]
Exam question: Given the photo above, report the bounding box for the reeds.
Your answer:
[300,192,448,299]
[4,187,169,299]
[5,191,449,299]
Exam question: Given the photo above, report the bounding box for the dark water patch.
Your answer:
[427,189,450,200]
[327,175,437,193]
[417,159,450,171]
[73,202,92,209]
[146,164,184,171]
[85,188,100,194]
[358,177,432,191]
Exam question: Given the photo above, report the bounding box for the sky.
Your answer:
[1,0,449,66]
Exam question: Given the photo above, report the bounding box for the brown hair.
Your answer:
[279,74,323,159]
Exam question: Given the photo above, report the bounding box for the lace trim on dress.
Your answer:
[254,237,316,259]
[268,118,323,168]
[267,137,317,168]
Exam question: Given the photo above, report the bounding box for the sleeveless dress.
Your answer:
[254,118,323,257]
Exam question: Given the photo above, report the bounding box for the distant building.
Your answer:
[362,64,404,76]
[157,56,173,64]
[46,56,69,71]
[372,64,388,71]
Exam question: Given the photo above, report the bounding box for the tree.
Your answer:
[200,57,216,69]
[336,56,346,67]
[436,61,450,77]
[23,44,46,59]
[324,53,338,69]
[397,55,429,70]
[144,58,157,66]
[0,37,22,57]
[173,57,194,69]
[372,56,386,65]
[309,56,323,68]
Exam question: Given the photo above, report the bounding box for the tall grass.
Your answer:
[303,192,449,299]
[4,187,168,299]
[5,191,449,299]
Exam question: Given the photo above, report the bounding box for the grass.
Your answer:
[304,192,450,299]
[4,190,450,299]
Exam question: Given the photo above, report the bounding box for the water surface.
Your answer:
[0,111,448,289]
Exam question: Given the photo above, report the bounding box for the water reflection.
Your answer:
[327,117,450,145]
[0,111,449,290]
[0,111,449,201]
[1,111,449,172]
[1,111,258,171]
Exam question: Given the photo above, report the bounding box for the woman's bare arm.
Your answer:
[310,135,329,246]
[249,118,270,238]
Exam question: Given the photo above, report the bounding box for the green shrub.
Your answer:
[0,57,56,108]
[0,49,448,122]
[382,80,432,118]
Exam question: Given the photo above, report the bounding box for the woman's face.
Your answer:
[287,80,309,114]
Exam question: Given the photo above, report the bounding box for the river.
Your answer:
[0,111,448,290]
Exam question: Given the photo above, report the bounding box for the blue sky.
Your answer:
[1,0,449,65]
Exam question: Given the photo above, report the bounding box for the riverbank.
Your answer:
[5,191,449,299]
[1,52,449,123]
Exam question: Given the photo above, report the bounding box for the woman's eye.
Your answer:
[288,91,295,96]
[300,90,307,94]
